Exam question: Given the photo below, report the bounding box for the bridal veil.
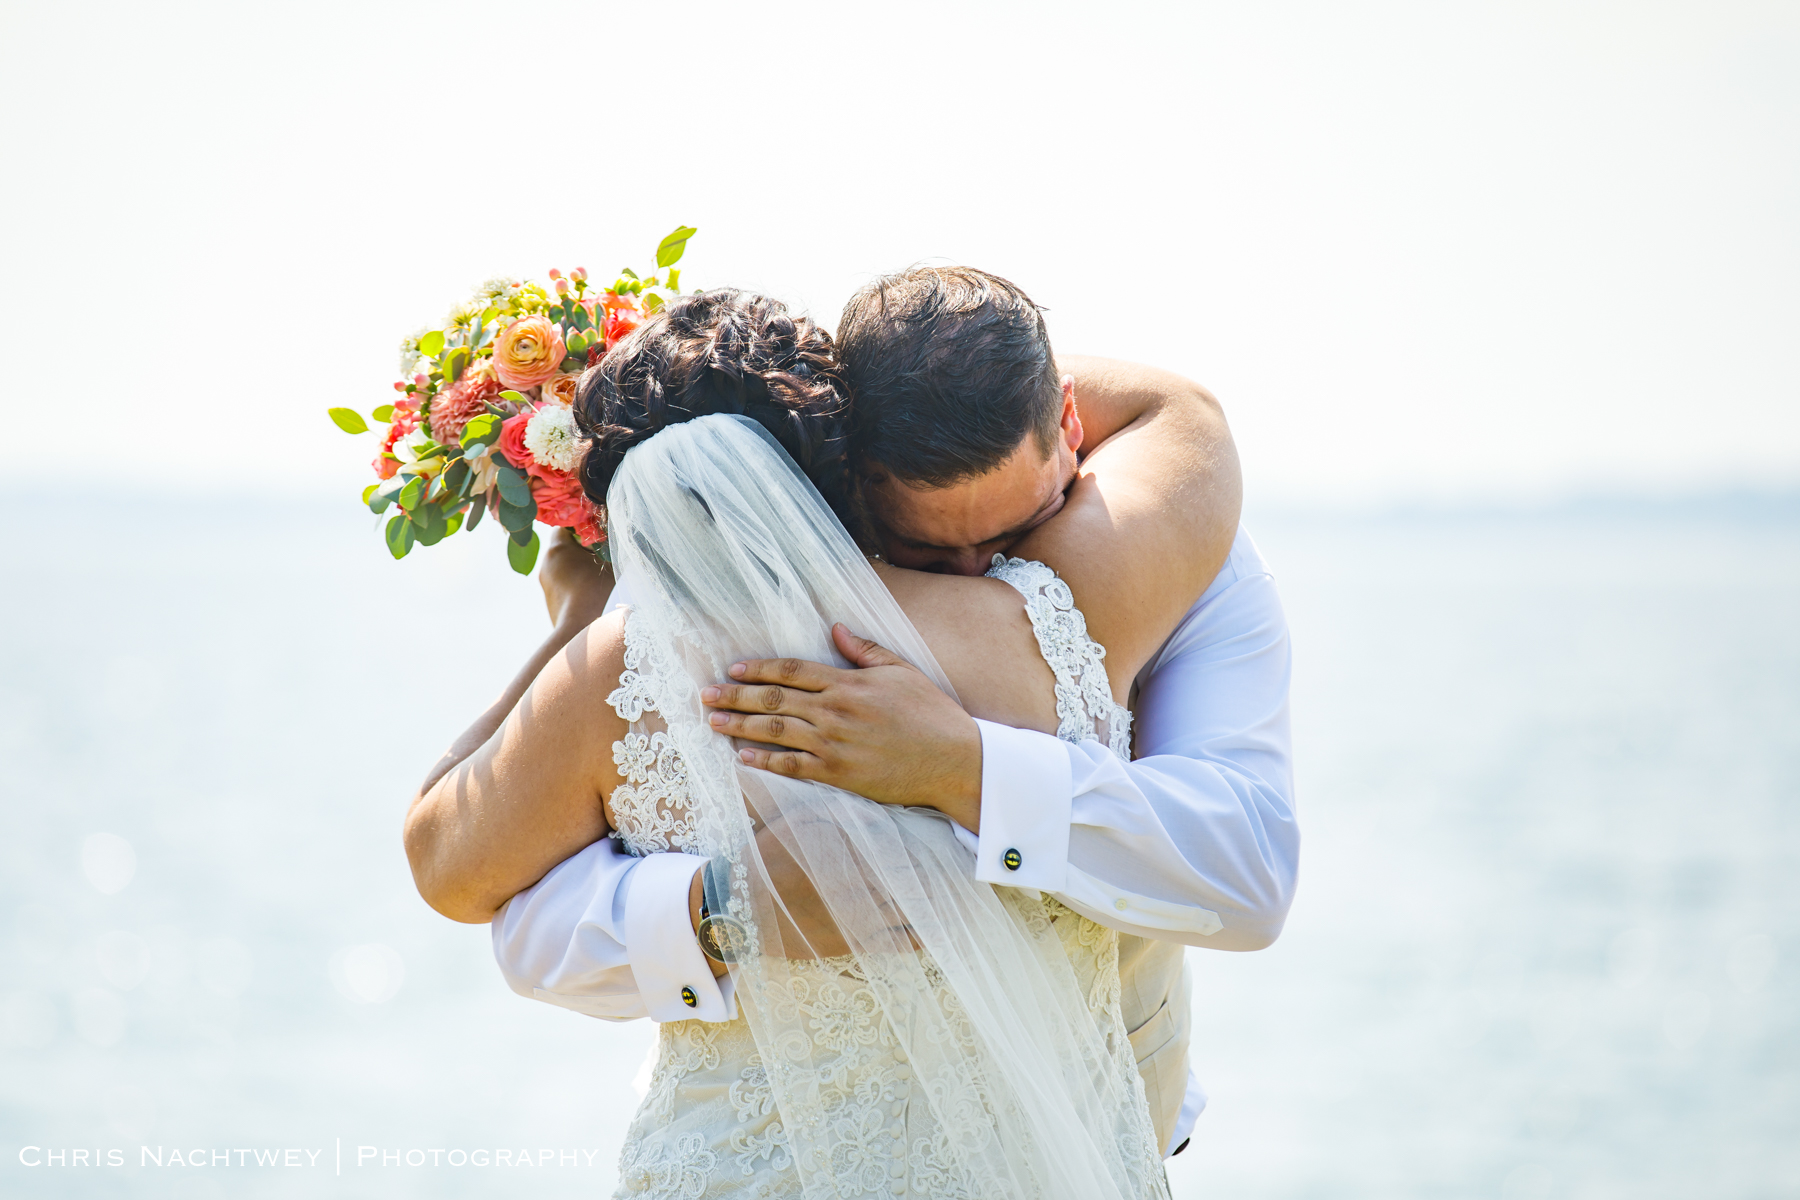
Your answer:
[605,413,1166,1199]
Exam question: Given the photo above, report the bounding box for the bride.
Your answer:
[409,290,1174,1198]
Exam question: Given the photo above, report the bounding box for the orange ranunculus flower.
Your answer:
[492,315,566,389]
[541,370,580,407]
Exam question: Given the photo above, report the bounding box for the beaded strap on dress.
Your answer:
[984,555,1133,760]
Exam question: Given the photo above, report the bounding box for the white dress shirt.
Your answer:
[492,527,1296,1149]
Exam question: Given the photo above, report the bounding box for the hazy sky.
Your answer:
[3,0,1794,506]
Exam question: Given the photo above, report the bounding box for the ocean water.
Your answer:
[1,495,1794,1199]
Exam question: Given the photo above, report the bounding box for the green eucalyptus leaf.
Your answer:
[642,292,665,313]
[497,498,536,533]
[464,497,485,532]
[495,465,532,508]
[498,390,526,405]
[328,407,369,435]
[398,476,424,512]
[442,346,469,383]
[461,414,502,448]
[620,268,639,281]
[507,529,541,575]
[414,504,448,546]
[418,330,444,357]
[384,515,414,559]
[372,404,395,422]
[361,484,378,504]
[444,510,464,538]
[655,225,697,268]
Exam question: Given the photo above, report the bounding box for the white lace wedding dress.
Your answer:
[605,555,1162,1199]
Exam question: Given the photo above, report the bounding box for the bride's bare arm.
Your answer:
[403,541,627,923]
[410,560,1062,921]
[1030,356,1241,688]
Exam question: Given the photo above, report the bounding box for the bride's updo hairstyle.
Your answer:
[574,289,856,529]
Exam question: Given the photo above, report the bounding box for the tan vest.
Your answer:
[1118,935,1192,1153]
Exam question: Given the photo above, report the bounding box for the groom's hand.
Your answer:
[700,624,984,831]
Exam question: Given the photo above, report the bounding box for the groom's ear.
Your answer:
[1058,374,1083,457]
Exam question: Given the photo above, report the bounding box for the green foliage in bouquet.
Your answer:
[330,226,699,574]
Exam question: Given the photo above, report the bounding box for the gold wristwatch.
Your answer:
[697,857,748,964]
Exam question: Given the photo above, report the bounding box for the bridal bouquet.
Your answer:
[329,225,698,573]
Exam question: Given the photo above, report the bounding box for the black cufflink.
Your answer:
[1002,848,1022,871]
[681,986,698,1008]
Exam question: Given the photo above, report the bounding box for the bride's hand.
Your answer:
[538,531,614,631]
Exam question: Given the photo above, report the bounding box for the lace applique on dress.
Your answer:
[605,610,703,855]
[985,555,1133,759]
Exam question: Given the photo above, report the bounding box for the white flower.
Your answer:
[443,299,478,327]
[466,447,500,495]
[523,404,581,472]
[394,426,432,464]
[475,277,523,309]
[397,329,426,376]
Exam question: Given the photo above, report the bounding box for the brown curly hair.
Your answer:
[574,289,858,532]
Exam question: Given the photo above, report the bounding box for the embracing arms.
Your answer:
[702,360,1298,947]
[707,356,1243,808]
[404,544,1062,932]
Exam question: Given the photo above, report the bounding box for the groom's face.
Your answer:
[862,391,1082,576]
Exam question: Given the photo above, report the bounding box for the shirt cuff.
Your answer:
[620,851,737,1022]
[970,720,1073,892]
[1169,1068,1208,1156]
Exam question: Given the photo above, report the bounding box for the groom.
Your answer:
[493,266,1298,1157]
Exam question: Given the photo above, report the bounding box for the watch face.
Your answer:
[698,913,749,964]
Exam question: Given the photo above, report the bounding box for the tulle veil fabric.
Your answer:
[605,414,1166,1199]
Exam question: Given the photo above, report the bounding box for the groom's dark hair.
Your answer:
[837,266,1063,487]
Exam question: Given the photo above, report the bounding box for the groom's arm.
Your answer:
[717,530,1296,949]
[491,836,739,1023]
[965,533,1296,949]
[703,360,1293,947]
